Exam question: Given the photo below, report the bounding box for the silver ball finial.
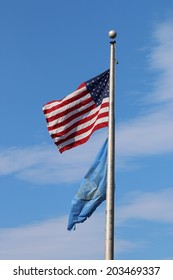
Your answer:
[108,30,117,39]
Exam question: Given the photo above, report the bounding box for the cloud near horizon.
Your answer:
[0,212,139,260]
[0,187,172,260]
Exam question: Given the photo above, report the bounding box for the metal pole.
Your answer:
[105,30,117,260]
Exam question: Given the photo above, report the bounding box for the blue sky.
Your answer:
[1,0,173,260]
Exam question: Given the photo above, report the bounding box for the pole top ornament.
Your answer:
[108,30,117,39]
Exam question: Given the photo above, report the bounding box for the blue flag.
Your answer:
[67,139,108,230]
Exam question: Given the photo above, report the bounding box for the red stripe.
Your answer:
[48,102,96,131]
[58,122,108,153]
[43,86,87,114]
[55,111,108,146]
[45,95,93,124]
[50,107,98,137]
[48,101,109,131]
[47,102,95,129]
[51,110,108,139]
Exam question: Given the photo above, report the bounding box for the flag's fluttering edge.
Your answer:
[67,138,108,231]
[42,70,109,153]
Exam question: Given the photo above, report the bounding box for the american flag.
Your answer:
[42,69,109,153]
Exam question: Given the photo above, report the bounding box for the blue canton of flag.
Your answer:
[67,139,108,230]
[86,70,109,106]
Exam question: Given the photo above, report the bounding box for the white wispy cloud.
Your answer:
[148,20,173,103]
[116,19,173,162]
[0,212,137,260]
[117,188,173,224]
[0,130,107,184]
[116,106,173,157]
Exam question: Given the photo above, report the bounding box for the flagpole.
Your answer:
[105,30,117,260]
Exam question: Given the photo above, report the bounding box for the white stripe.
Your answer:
[43,87,89,118]
[47,98,94,128]
[57,116,108,150]
[44,92,91,119]
[48,99,96,130]
[42,86,87,110]
[47,97,109,128]
[50,106,109,138]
